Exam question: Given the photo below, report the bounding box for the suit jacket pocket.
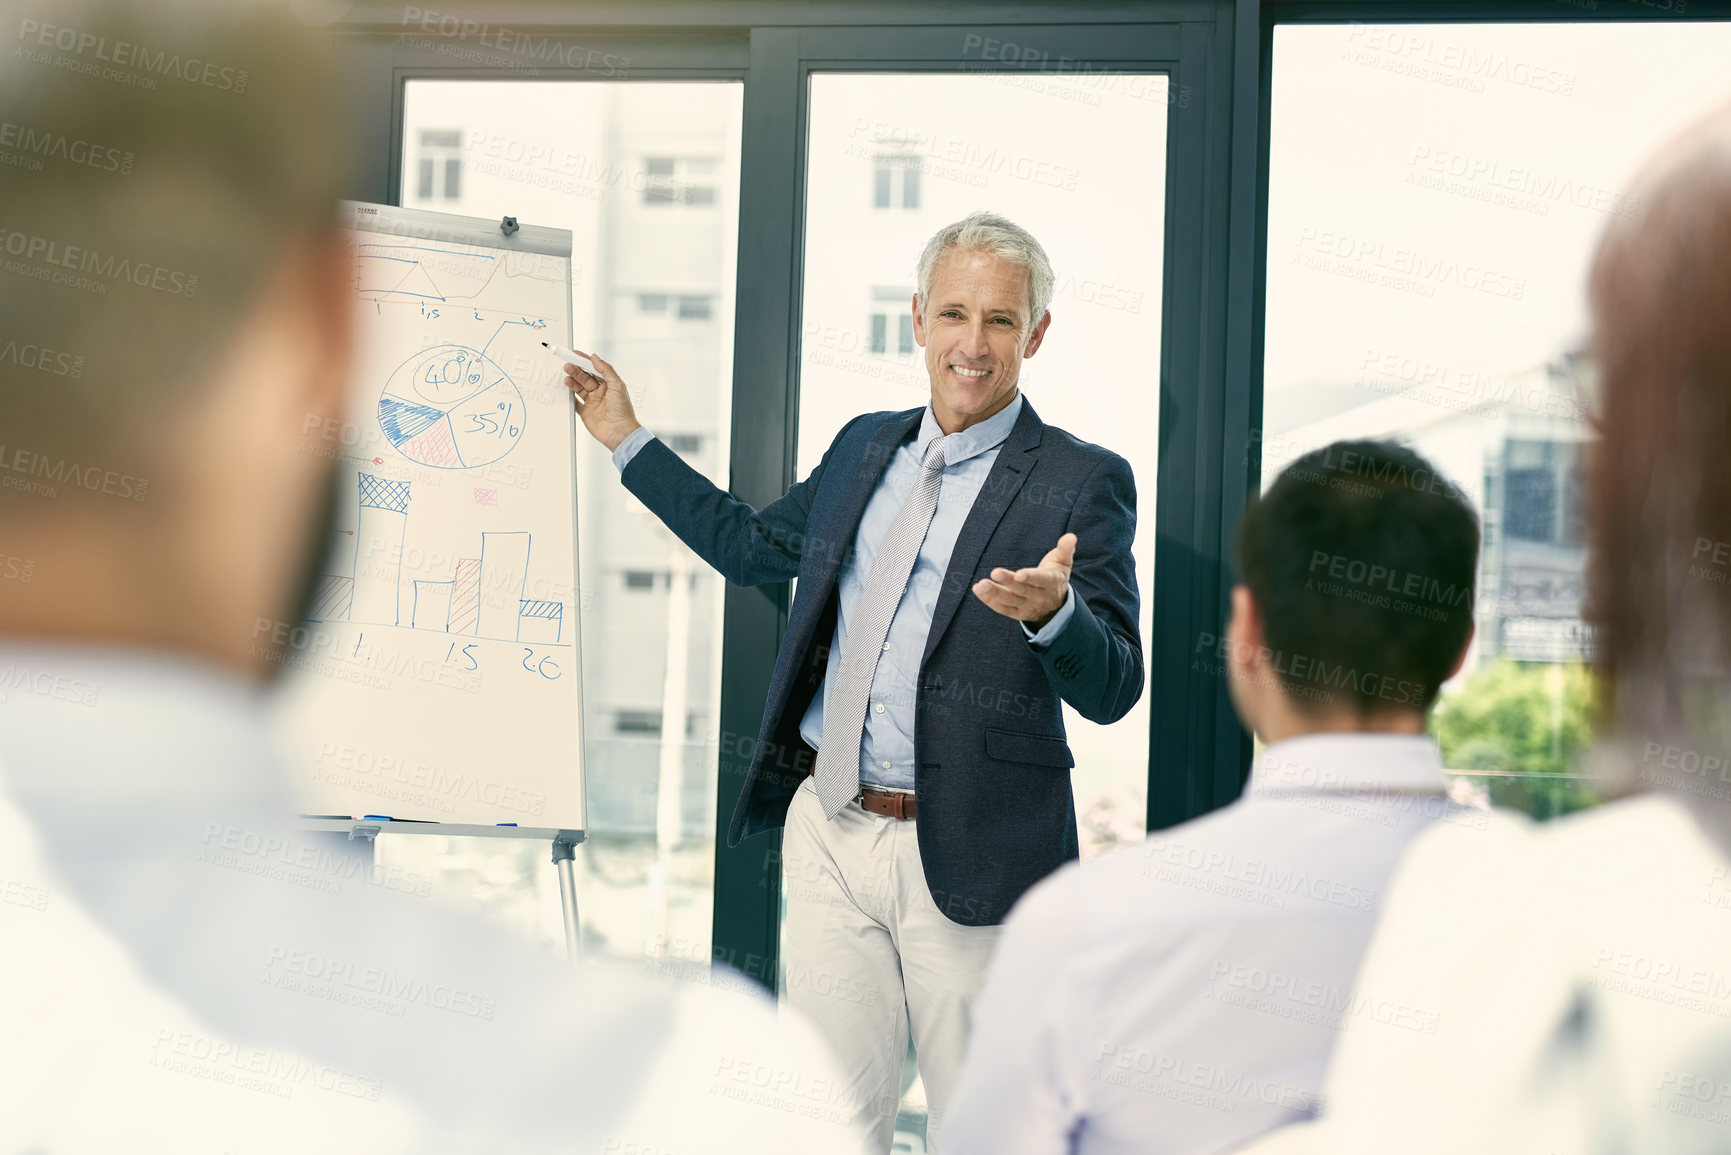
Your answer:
[984,727,1075,768]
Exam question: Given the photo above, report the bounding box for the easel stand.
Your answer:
[551,834,584,961]
[303,819,587,964]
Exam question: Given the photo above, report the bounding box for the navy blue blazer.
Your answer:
[620,398,1142,926]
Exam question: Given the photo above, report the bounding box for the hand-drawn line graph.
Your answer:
[353,241,563,309]
[378,344,525,470]
[309,472,564,644]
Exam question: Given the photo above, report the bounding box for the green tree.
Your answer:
[1431,660,1600,820]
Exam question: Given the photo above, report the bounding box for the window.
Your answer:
[1501,439,1583,547]
[637,293,710,321]
[664,433,703,454]
[871,155,921,209]
[615,709,662,736]
[644,155,720,206]
[867,286,915,359]
[1263,22,1731,816]
[868,310,916,355]
[800,73,1166,863]
[413,129,463,201]
[382,80,742,967]
[798,72,1167,1144]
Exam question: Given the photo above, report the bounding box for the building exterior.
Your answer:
[1262,352,1595,676]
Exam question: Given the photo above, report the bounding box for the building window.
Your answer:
[665,433,703,454]
[1503,440,1583,547]
[415,129,462,201]
[615,710,662,736]
[872,155,920,209]
[873,166,892,208]
[643,156,720,206]
[623,570,657,591]
[638,293,711,321]
[870,286,916,358]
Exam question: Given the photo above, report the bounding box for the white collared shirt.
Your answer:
[945,733,1473,1155]
[0,644,870,1155]
[1237,788,1731,1155]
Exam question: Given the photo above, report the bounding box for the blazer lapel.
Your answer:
[808,408,922,593]
[921,399,1045,666]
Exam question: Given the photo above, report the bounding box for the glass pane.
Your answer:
[797,69,1167,1145]
[1263,24,1731,813]
[388,82,743,966]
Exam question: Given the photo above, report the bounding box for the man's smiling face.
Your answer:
[913,246,1050,434]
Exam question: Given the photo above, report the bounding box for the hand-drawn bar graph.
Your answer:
[449,558,481,634]
[351,473,412,625]
[310,473,563,643]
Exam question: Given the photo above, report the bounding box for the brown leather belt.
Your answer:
[855,787,916,821]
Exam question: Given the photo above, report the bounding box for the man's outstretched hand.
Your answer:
[563,351,641,452]
[972,533,1076,630]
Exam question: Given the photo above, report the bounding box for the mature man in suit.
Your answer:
[565,211,1142,1152]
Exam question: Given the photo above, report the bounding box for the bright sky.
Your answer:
[1266,22,1731,429]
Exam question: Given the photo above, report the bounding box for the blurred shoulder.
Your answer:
[620,977,870,1154]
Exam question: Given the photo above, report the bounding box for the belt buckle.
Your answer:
[858,785,914,821]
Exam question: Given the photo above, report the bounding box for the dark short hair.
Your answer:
[1235,440,1480,715]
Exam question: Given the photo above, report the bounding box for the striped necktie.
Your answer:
[812,434,950,819]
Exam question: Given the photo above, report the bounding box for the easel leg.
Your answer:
[552,834,584,963]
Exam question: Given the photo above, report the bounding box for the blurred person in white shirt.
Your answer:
[944,440,1482,1155]
[0,1,867,1152]
[1231,101,1731,1155]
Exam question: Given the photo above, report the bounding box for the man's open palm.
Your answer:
[972,532,1076,629]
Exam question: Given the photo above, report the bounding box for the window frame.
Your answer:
[333,0,1261,990]
[1250,0,1731,698]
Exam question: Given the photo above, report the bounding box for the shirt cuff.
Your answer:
[610,426,654,474]
[1021,586,1075,650]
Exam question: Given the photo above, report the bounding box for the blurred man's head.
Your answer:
[911,211,1053,434]
[0,0,352,676]
[1227,440,1480,743]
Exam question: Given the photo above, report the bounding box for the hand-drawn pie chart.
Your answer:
[378,345,525,470]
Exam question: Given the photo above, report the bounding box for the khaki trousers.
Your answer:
[779,775,1002,1154]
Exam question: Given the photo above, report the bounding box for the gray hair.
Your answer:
[914,212,1055,343]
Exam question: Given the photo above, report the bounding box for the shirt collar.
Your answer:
[916,392,1024,467]
[1247,732,1447,796]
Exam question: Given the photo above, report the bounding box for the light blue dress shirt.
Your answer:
[946,734,1461,1155]
[612,394,1074,790]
